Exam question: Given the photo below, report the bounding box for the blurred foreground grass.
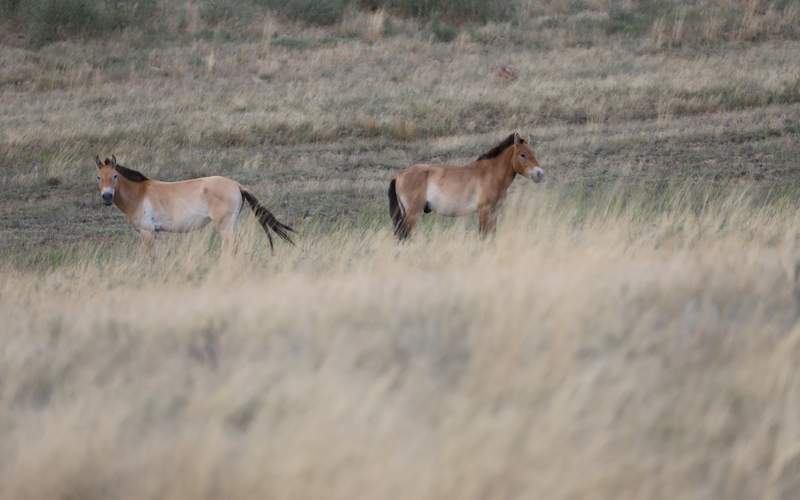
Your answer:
[3,181,800,499]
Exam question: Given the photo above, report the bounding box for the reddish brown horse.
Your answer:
[388,132,543,239]
[95,155,293,251]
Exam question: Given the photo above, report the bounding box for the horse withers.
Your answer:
[388,132,543,239]
[95,155,293,251]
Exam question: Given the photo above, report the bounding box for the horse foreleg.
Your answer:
[478,205,497,237]
[139,229,155,253]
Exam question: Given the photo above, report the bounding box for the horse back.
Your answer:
[148,175,239,197]
[144,176,244,217]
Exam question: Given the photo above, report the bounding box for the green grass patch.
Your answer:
[430,15,458,42]
[10,0,158,46]
[201,0,348,27]
[270,34,342,50]
[361,0,512,23]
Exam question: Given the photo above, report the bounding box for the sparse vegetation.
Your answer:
[3,1,800,498]
[2,0,798,47]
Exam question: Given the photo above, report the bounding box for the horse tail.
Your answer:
[388,178,408,240]
[240,189,295,251]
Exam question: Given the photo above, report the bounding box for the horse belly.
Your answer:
[138,200,210,233]
[426,183,477,216]
[163,212,212,233]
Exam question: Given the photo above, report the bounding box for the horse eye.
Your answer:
[96,176,100,180]
[112,174,118,180]
[521,154,526,159]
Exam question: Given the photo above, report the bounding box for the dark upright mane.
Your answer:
[477,133,518,160]
[114,164,149,182]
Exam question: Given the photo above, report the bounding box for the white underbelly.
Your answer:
[161,213,212,232]
[137,200,211,233]
[426,184,478,217]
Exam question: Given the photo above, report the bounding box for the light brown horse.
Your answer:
[95,155,293,250]
[388,132,543,239]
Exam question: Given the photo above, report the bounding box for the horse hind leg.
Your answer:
[390,207,418,241]
[394,196,424,241]
[211,197,242,254]
[218,217,237,251]
[398,193,425,240]
[389,178,409,240]
[390,171,429,240]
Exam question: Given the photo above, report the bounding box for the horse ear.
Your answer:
[111,155,117,167]
[513,132,521,145]
[95,155,102,167]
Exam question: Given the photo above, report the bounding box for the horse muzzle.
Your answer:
[529,167,544,183]
[102,192,113,205]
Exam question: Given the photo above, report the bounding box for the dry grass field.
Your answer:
[2,1,800,498]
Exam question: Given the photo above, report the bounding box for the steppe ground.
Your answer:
[2,1,800,499]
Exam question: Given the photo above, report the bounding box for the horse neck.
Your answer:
[485,148,517,189]
[114,177,146,215]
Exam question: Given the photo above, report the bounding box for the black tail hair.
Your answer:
[388,178,408,240]
[240,189,295,251]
